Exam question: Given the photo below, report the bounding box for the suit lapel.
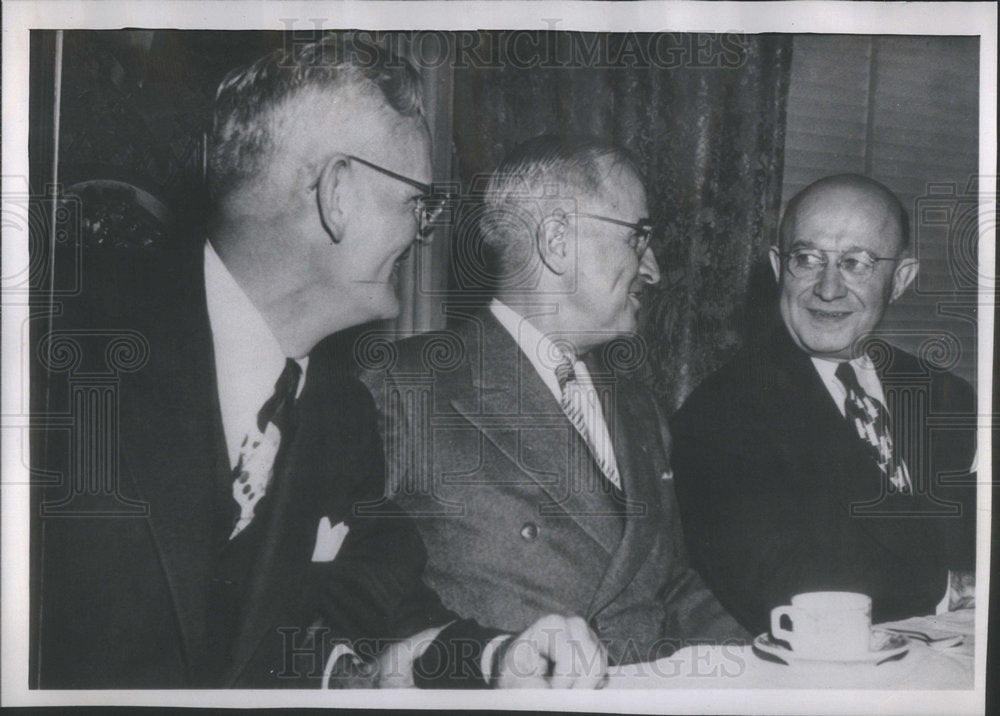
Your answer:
[223,406,313,686]
[763,330,926,561]
[221,385,319,685]
[586,374,664,615]
[118,246,224,676]
[447,312,621,554]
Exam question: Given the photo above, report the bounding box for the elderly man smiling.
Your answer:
[364,135,747,667]
[670,174,977,635]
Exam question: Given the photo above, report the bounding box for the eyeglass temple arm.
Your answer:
[346,154,431,194]
[574,212,652,232]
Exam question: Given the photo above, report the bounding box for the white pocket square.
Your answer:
[311,517,349,563]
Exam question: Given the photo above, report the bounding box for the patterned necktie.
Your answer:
[835,361,912,494]
[229,358,302,539]
[555,356,622,491]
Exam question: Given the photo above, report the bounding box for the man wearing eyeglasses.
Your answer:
[362,135,748,667]
[670,174,977,635]
[32,35,605,689]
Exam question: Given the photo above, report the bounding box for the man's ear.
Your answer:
[890,257,918,302]
[536,210,569,275]
[315,154,350,243]
[768,246,783,284]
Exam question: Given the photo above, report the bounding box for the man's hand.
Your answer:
[372,626,445,688]
[492,615,607,689]
[947,570,975,611]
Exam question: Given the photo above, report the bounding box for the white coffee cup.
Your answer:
[770,591,872,659]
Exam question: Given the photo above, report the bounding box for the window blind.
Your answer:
[781,34,980,386]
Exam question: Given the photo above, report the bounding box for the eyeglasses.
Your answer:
[780,248,901,284]
[573,212,655,256]
[346,155,454,243]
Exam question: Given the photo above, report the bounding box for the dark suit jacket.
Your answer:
[670,326,977,635]
[31,243,455,688]
[362,309,747,664]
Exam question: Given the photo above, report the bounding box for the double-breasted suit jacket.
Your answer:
[362,309,746,664]
[31,243,450,688]
[670,326,977,635]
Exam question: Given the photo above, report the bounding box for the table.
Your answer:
[608,610,974,690]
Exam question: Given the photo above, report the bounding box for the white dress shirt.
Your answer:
[204,241,307,470]
[811,354,886,417]
[489,298,620,483]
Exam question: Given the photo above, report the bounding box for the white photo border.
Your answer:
[2,1,995,713]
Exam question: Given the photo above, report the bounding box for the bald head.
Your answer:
[779,174,910,254]
[769,173,918,360]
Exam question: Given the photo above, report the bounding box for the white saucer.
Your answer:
[753,629,910,666]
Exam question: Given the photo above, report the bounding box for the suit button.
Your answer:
[520,522,539,541]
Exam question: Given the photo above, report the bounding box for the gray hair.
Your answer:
[209,32,424,201]
[480,134,643,279]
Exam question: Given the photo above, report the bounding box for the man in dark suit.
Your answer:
[671,174,977,636]
[31,35,604,689]
[363,135,748,666]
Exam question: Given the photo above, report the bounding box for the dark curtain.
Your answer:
[53,31,282,248]
[451,32,792,411]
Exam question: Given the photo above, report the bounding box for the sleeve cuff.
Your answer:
[412,619,506,689]
[480,634,513,685]
[322,643,360,689]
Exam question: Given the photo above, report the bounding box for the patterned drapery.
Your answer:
[451,32,792,411]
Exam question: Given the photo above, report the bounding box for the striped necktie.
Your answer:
[229,358,302,539]
[835,361,912,494]
[555,356,622,491]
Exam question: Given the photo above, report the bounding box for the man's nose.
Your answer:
[814,260,847,300]
[638,246,660,286]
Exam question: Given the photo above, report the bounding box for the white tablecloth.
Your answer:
[608,610,974,690]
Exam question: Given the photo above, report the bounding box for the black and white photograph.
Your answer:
[2,1,995,712]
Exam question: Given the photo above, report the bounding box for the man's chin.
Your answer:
[352,283,400,323]
[604,320,640,347]
[376,292,401,321]
[796,332,855,360]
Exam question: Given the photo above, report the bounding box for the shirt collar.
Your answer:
[489,298,588,403]
[811,353,876,381]
[204,241,307,467]
[811,353,884,416]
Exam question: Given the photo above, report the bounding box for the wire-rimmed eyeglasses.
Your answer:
[572,212,655,256]
[346,155,454,243]
[780,248,901,284]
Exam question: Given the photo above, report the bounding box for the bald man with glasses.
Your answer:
[670,174,977,636]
